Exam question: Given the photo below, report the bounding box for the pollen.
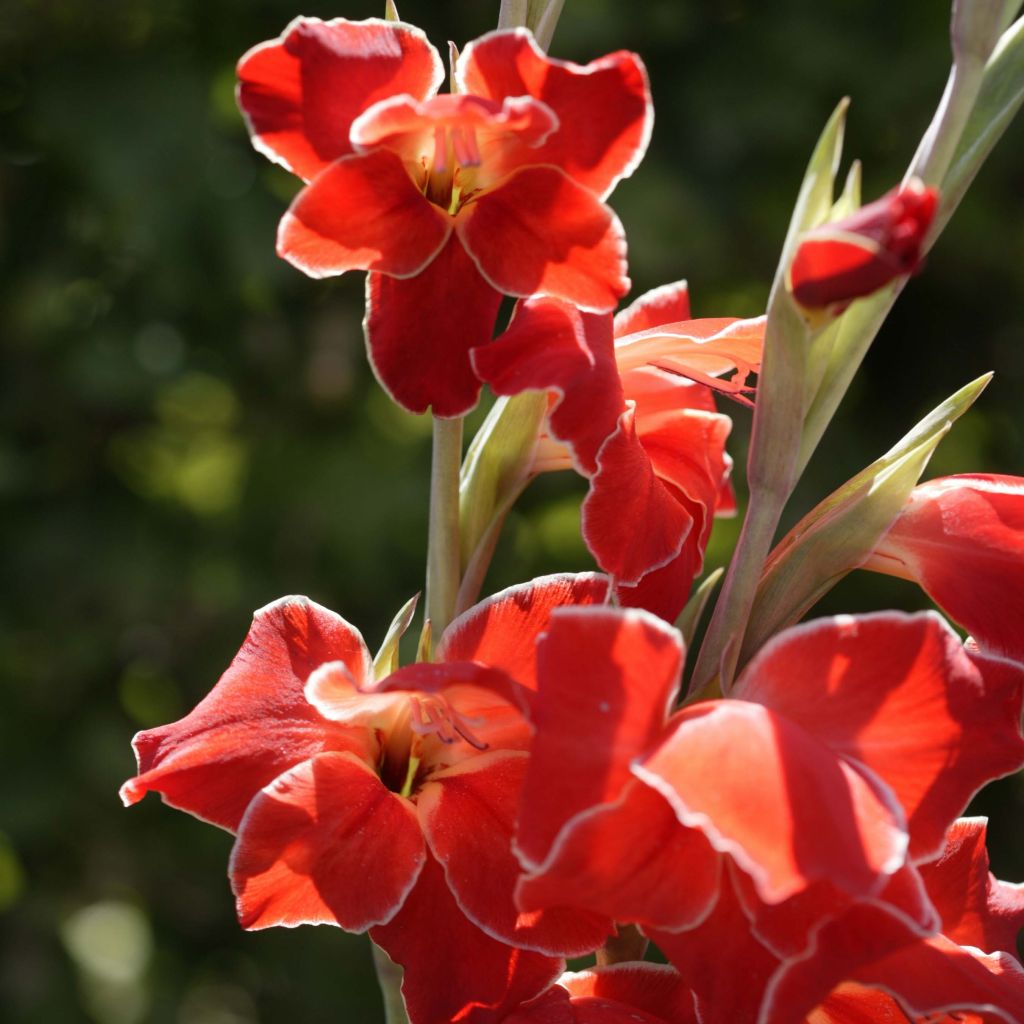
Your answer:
[410,695,488,751]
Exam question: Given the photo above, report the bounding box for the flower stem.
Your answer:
[372,941,410,1024]
[426,415,464,642]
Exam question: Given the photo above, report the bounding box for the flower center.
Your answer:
[425,124,482,213]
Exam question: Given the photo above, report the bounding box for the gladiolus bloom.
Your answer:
[120,574,613,1024]
[237,19,651,416]
[863,474,1024,664]
[514,606,1024,1024]
[473,281,764,620]
[788,178,938,312]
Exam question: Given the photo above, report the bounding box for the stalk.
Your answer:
[425,416,464,642]
[372,942,410,1024]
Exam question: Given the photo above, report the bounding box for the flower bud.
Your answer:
[788,178,939,312]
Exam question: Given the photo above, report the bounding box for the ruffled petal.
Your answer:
[458,29,652,199]
[120,596,374,831]
[765,908,1024,1024]
[558,964,696,1024]
[635,699,908,904]
[613,281,691,337]
[613,316,765,402]
[229,751,425,931]
[863,474,1024,663]
[364,234,503,416]
[277,149,452,279]
[581,407,694,586]
[457,166,629,313]
[418,751,611,956]
[517,776,720,933]
[648,867,782,1024]
[733,613,1024,862]
[472,299,624,475]
[238,17,444,182]
[436,573,611,692]
[517,607,683,868]
[371,855,563,1024]
[918,817,1024,956]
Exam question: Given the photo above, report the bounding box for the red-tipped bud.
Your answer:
[788,179,939,312]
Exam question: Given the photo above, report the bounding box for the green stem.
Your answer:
[372,941,409,1024]
[426,416,464,641]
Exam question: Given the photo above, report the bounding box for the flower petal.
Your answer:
[277,149,452,279]
[517,776,720,933]
[436,572,611,692]
[863,474,1024,663]
[581,406,694,586]
[371,855,563,1024]
[918,817,1024,957]
[472,299,624,475]
[229,751,425,931]
[364,233,503,416]
[517,607,683,868]
[457,165,629,313]
[237,16,444,182]
[559,964,696,1024]
[119,596,374,831]
[458,29,652,199]
[613,316,765,402]
[635,699,908,904]
[764,908,1024,1024]
[613,280,691,337]
[418,751,611,956]
[733,612,1024,862]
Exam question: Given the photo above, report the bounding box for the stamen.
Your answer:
[451,127,481,168]
[432,126,448,175]
[409,695,489,751]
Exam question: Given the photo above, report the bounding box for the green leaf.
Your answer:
[373,593,420,677]
[741,373,992,665]
[675,567,723,651]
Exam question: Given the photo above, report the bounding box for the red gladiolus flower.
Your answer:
[472,281,764,620]
[513,606,1024,1024]
[863,474,1024,664]
[503,963,696,1023]
[788,178,939,312]
[237,18,651,416]
[120,574,613,1024]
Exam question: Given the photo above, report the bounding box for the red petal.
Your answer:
[120,596,374,831]
[581,407,694,585]
[613,281,691,337]
[614,551,704,624]
[229,751,424,930]
[352,92,557,187]
[864,474,1024,663]
[919,817,1024,956]
[418,752,611,956]
[649,867,782,1024]
[560,964,696,1024]
[636,699,907,903]
[364,234,503,416]
[764,908,1024,1024]
[733,613,1024,862]
[472,299,624,475]
[237,17,444,182]
[517,607,683,868]
[517,776,720,932]
[614,316,765,402]
[458,30,652,199]
[436,573,611,693]
[458,166,629,313]
[371,855,563,1024]
[277,149,451,279]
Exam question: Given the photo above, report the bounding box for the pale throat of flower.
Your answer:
[382,692,489,798]
[423,124,483,214]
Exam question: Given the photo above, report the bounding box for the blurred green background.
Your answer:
[2,0,1023,1021]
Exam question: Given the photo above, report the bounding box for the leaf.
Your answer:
[373,593,420,677]
[740,373,992,665]
[675,568,723,652]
